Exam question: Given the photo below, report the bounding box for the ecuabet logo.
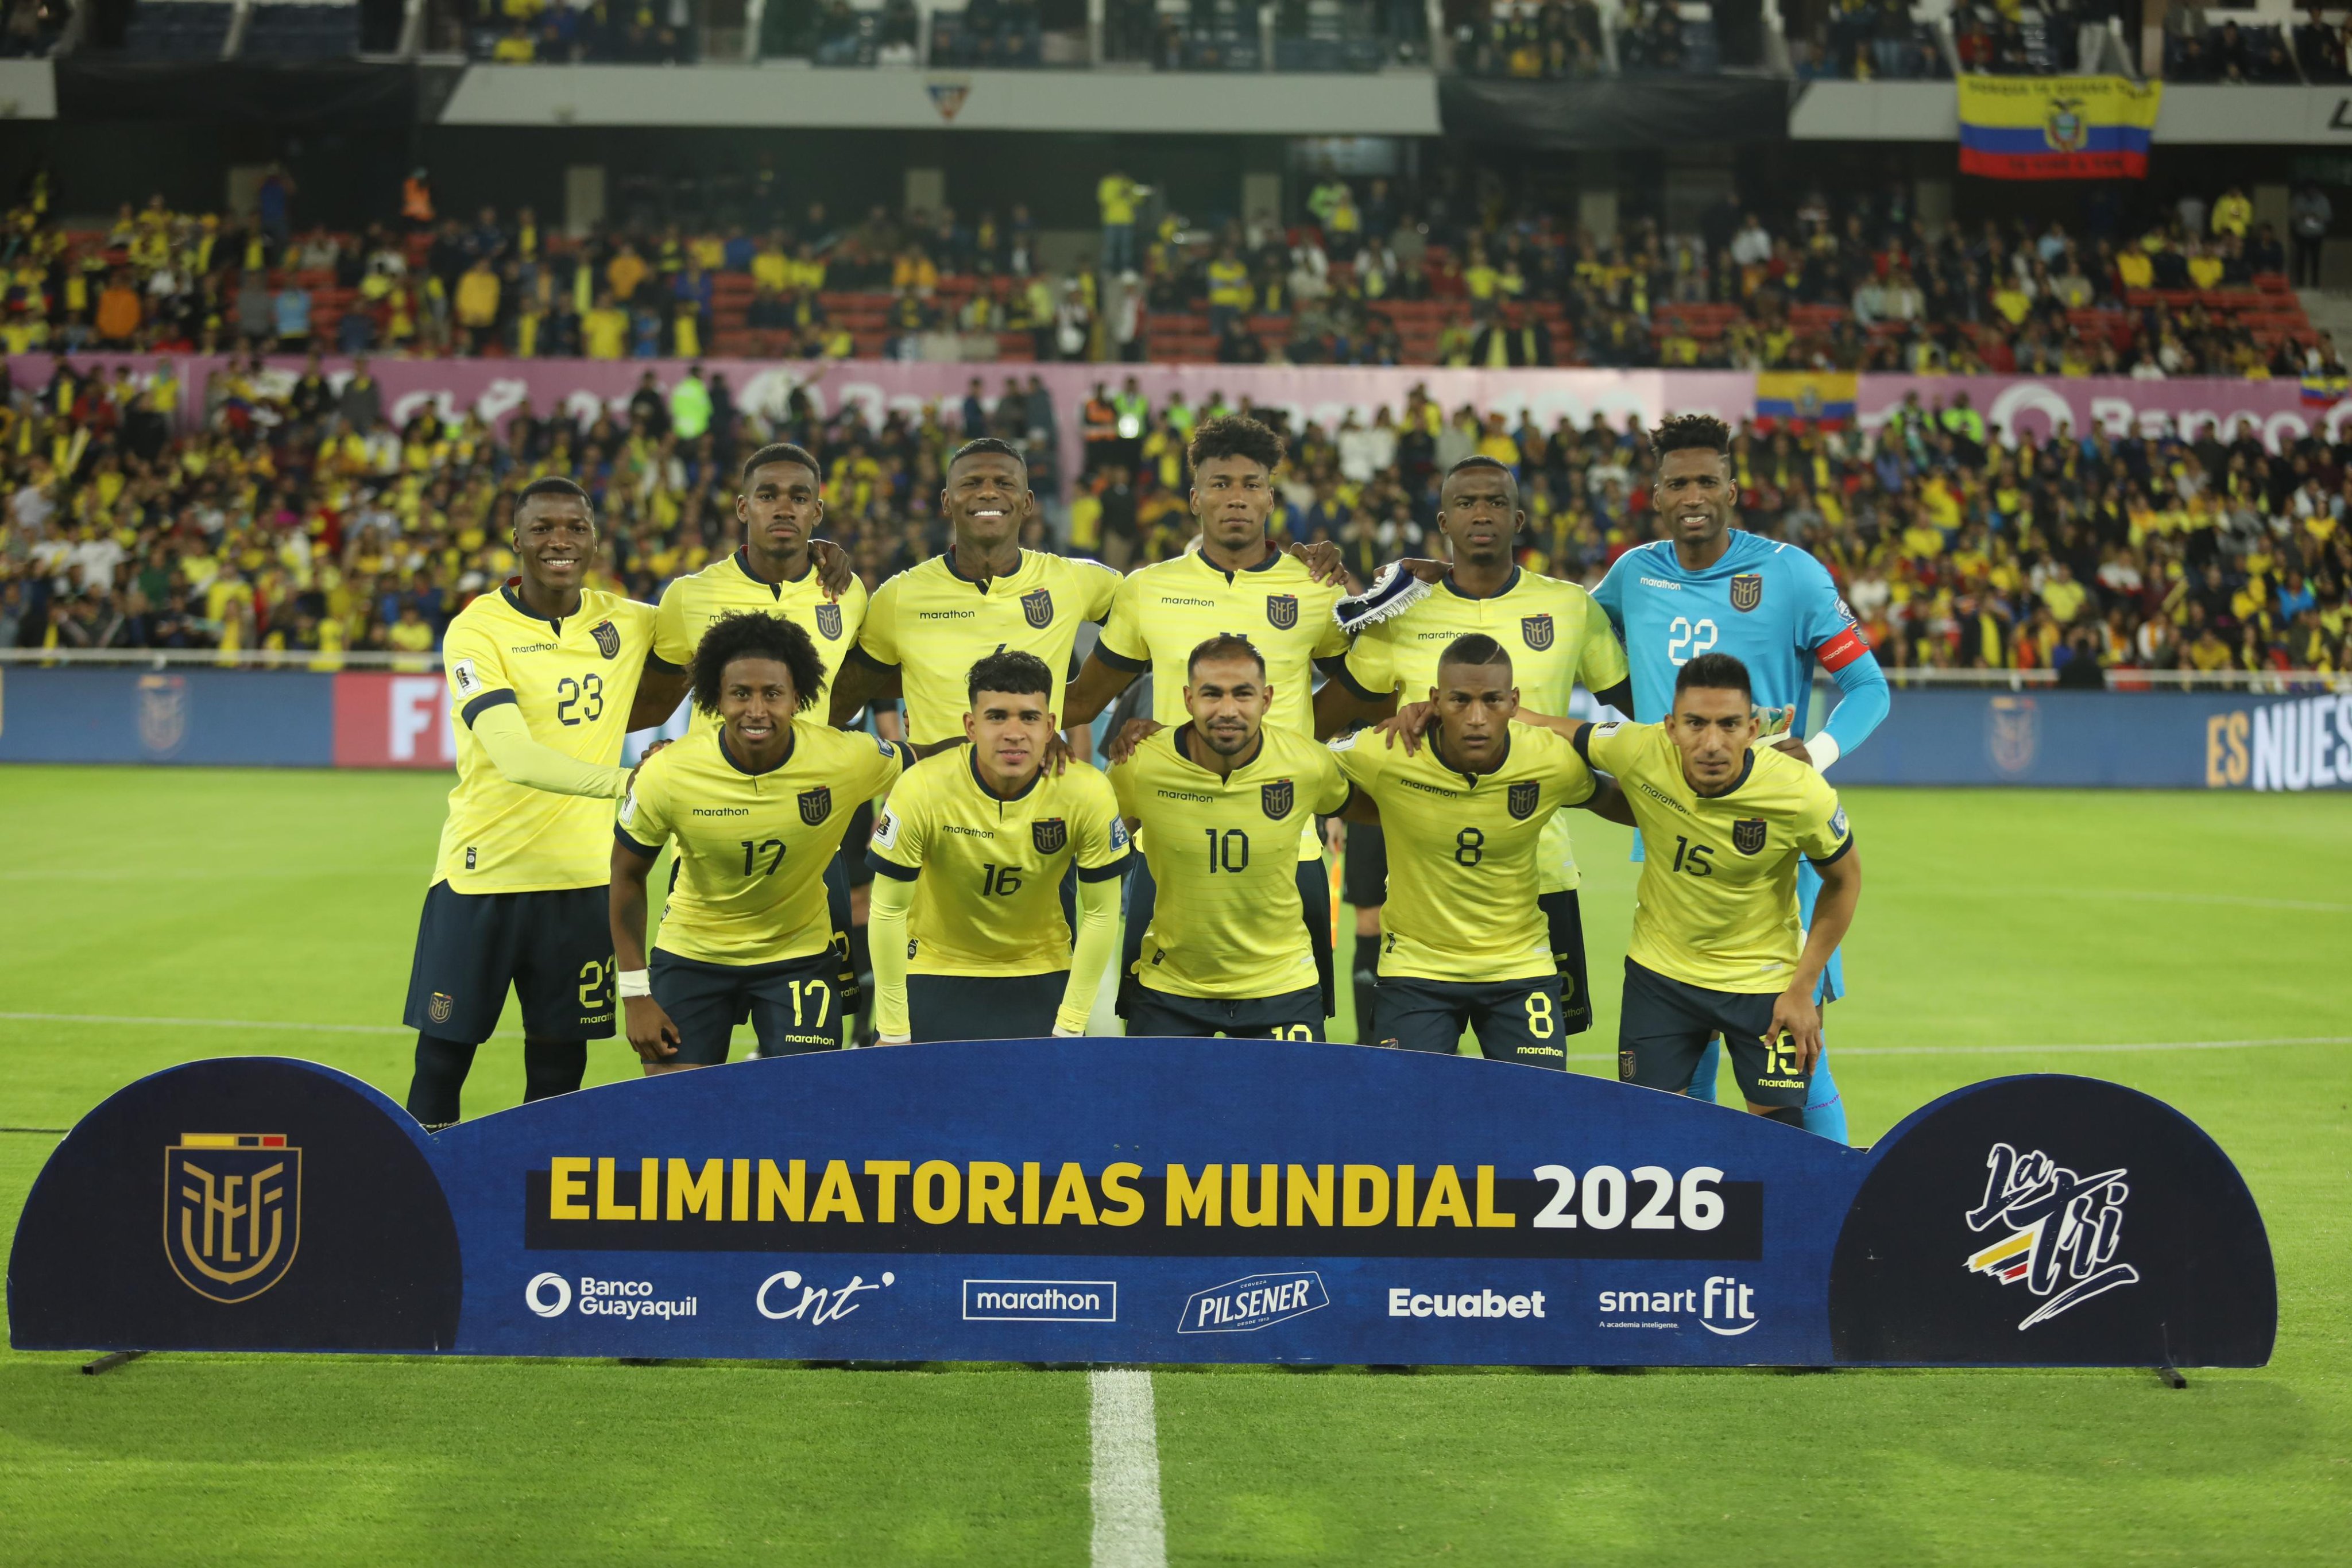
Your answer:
[1963,1141,2140,1329]
[1177,1270,1327,1333]
[165,1133,299,1303]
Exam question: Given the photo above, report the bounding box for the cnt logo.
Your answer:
[756,1269,895,1326]
[1963,1141,2140,1330]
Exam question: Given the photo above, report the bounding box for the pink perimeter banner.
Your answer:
[11,355,2333,489]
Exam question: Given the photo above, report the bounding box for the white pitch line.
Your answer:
[1089,1368,1168,1568]
[0,1011,411,1035]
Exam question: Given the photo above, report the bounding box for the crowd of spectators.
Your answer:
[5,350,2346,684]
[1456,0,1707,76]
[2165,10,2299,82]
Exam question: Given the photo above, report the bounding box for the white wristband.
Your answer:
[616,969,652,999]
[1808,733,1842,774]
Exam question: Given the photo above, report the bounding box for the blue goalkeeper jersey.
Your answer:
[1591,530,1872,731]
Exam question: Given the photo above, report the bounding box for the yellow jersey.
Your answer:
[867,752,1130,977]
[436,583,655,893]
[1580,720,1851,993]
[652,549,870,732]
[852,549,1122,746]
[1109,724,1349,1000]
[1096,547,1351,740]
[617,722,911,966]
[1339,566,1626,893]
[1330,724,1595,984]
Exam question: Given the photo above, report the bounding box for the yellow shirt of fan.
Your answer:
[436,584,655,892]
[1581,720,1851,993]
[652,548,869,732]
[866,751,1129,977]
[618,722,910,966]
[1340,566,1627,892]
[853,549,1121,745]
[1109,724,1349,1000]
[1330,724,1595,984]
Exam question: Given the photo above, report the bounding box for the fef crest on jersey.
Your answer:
[1266,594,1299,630]
[814,602,844,641]
[797,786,834,826]
[1520,613,1554,651]
[1031,817,1067,855]
[1260,780,1294,820]
[1729,574,1764,613]
[1732,817,1768,855]
[1022,588,1054,629]
[1507,781,1541,820]
[590,620,622,658]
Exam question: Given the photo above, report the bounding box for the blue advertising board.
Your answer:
[0,667,334,766]
[8,1044,2276,1368]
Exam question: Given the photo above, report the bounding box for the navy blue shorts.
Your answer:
[1376,974,1568,1068]
[907,972,1068,1043]
[651,948,842,1065]
[1618,958,1808,1109]
[403,881,614,1046]
[1126,985,1324,1042]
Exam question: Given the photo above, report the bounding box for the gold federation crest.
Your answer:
[165,1133,300,1303]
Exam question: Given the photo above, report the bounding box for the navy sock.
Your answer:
[406,1033,477,1128]
[522,1039,587,1102]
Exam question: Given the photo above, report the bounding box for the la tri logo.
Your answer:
[1962,1141,2139,1329]
[165,1133,301,1303]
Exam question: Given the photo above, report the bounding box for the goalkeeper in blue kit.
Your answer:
[1591,413,1890,1142]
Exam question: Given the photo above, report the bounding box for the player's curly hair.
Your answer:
[690,612,826,717]
[966,648,1054,706]
[1651,412,1732,458]
[740,442,821,487]
[1187,415,1286,474]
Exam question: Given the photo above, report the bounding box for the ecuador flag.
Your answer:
[1956,75,2161,180]
[1754,371,1856,428]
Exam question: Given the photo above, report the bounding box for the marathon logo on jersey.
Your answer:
[1507,781,1541,820]
[590,620,621,659]
[798,787,833,826]
[165,1133,299,1304]
[1260,779,1294,820]
[1266,593,1299,630]
[1022,587,1054,629]
[814,602,843,641]
[1520,613,1554,651]
[1963,1141,2140,1330]
[1729,573,1764,613]
[1178,1270,1327,1334]
[1732,818,1767,855]
[1031,817,1067,854]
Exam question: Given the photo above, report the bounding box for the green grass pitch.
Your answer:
[1,765,2346,1566]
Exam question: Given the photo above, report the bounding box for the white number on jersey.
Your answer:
[1666,616,1719,665]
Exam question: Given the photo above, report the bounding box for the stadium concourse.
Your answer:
[3,350,2347,677]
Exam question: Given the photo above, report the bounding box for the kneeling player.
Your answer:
[1334,634,1630,1066]
[1109,634,1351,1040]
[610,613,910,1070]
[866,650,1129,1042]
[1555,653,1860,1126]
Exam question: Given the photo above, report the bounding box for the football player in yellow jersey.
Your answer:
[1529,651,1860,1129]
[628,442,870,1045]
[827,439,1123,751]
[610,613,911,1069]
[1316,455,1635,1043]
[866,651,1129,1043]
[1109,634,1352,1040]
[1062,416,1354,1026]
[401,477,658,1129]
[1333,634,1630,1067]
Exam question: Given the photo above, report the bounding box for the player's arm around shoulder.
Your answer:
[1063,763,1134,877]
[865,756,931,880]
[1325,727,1386,824]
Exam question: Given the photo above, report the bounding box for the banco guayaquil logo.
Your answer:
[1963,1141,2139,1329]
[165,1132,300,1303]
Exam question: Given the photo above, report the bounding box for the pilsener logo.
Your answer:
[1178,1271,1327,1333]
[963,1279,1117,1322]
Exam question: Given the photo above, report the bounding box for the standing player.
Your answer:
[610,613,911,1070]
[827,438,1123,753]
[1331,634,1631,1064]
[1540,653,1862,1125]
[1315,454,1633,1043]
[630,442,872,1044]
[1109,634,1352,1040]
[1592,413,1889,1141]
[865,650,1129,1042]
[1062,415,1354,1023]
[403,477,657,1129]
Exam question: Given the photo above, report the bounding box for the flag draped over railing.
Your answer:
[1956,75,2163,180]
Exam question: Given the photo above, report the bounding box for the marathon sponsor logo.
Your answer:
[1398,777,1463,797]
[691,806,751,816]
[1387,1286,1547,1320]
[941,824,995,837]
[1638,577,1682,591]
[1178,1270,1328,1333]
[917,610,978,620]
[1158,596,1221,607]
[963,1279,1117,1322]
[525,1272,699,1321]
[508,642,559,653]
[1634,781,1691,816]
[1156,788,1213,802]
